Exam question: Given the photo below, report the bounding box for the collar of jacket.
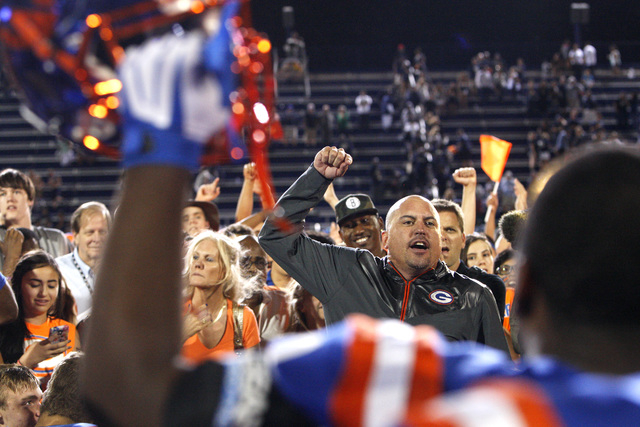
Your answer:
[382,258,450,282]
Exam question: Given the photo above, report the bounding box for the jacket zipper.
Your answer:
[390,264,435,321]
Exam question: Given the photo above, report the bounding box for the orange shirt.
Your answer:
[24,318,76,383]
[181,299,259,363]
[503,287,515,332]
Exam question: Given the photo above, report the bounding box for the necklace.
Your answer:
[71,252,93,295]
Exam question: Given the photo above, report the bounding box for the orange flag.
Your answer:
[480,134,512,182]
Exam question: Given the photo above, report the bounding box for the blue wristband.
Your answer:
[0,272,6,291]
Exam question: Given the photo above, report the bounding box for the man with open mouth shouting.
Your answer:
[259,146,508,351]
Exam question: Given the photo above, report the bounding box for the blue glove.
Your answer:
[118,24,232,171]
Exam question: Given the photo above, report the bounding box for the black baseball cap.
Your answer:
[335,194,379,225]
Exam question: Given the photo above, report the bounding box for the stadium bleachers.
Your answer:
[0,67,638,232]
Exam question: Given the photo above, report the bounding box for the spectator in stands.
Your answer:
[565,76,583,111]
[0,364,41,427]
[335,104,350,139]
[182,200,219,239]
[290,282,325,332]
[260,147,507,350]
[0,169,71,272]
[583,41,597,71]
[236,232,292,343]
[400,101,421,148]
[498,170,518,212]
[380,88,395,132]
[55,202,111,320]
[475,65,494,104]
[488,245,518,356]
[568,43,585,80]
[355,90,373,130]
[304,103,318,146]
[498,210,528,251]
[494,249,517,288]
[237,235,268,284]
[432,199,506,320]
[333,194,386,257]
[413,47,427,77]
[581,69,596,90]
[505,66,523,99]
[608,44,622,76]
[318,104,333,146]
[280,104,300,145]
[181,231,259,361]
[0,251,77,387]
[36,352,95,426]
[461,232,495,274]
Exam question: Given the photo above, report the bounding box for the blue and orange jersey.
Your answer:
[217,314,640,426]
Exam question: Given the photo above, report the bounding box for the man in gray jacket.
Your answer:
[259,146,507,351]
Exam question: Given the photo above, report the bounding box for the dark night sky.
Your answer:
[251,1,640,70]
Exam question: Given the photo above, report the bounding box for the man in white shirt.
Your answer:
[354,90,373,130]
[583,42,597,70]
[56,202,111,319]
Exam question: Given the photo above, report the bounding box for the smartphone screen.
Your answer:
[48,325,69,344]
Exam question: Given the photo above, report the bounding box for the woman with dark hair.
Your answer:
[461,233,495,274]
[0,250,77,386]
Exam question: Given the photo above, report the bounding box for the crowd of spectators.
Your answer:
[1,14,640,427]
[273,38,637,227]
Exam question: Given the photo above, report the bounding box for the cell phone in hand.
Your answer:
[48,325,69,344]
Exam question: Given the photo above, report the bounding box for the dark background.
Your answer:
[251,1,640,71]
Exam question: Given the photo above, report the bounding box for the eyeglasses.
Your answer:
[496,264,515,275]
[240,256,268,270]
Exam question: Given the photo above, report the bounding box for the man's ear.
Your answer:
[381,229,389,250]
[28,198,34,209]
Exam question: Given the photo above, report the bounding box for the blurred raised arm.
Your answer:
[453,167,477,235]
[85,166,188,426]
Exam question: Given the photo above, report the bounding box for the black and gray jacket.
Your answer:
[259,166,508,352]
